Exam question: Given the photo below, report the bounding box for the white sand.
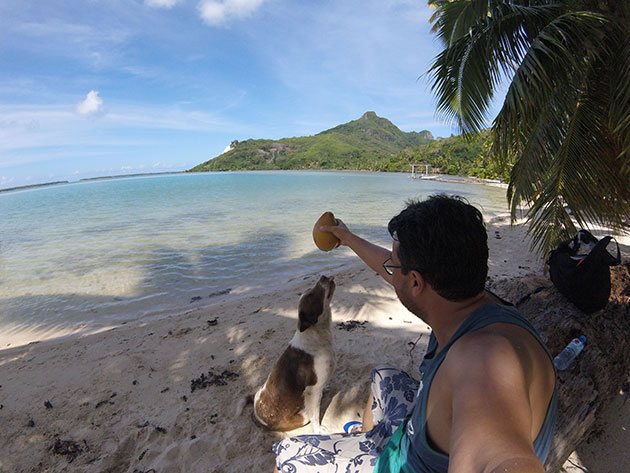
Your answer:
[0,219,627,473]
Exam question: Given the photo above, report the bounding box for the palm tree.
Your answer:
[427,0,629,254]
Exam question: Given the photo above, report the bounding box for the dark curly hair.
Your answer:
[387,194,488,301]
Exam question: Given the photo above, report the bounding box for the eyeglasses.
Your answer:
[383,257,404,275]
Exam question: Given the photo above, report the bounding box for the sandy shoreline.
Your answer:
[0,219,628,473]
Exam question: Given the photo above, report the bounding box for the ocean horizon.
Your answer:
[0,170,509,347]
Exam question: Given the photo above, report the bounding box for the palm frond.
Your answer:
[428,1,630,255]
[429,2,563,134]
[509,46,630,254]
[609,31,630,163]
[428,0,492,46]
[488,10,630,254]
[495,11,609,135]
[502,91,570,214]
[496,11,610,196]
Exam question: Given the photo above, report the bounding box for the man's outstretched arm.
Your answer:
[320,218,393,284]
[446,333,546,473]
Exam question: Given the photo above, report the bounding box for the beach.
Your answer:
[0,218,628,473]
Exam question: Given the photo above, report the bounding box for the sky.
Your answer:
[0,0,502,189]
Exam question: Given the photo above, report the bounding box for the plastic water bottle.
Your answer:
[553,335,587,370]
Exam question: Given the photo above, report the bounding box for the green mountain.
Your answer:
[189,112,507,179]
[189,111,434,172]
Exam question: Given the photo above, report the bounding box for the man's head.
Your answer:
[387,195,488,302]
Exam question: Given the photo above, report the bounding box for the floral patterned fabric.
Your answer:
[273,365,420,473]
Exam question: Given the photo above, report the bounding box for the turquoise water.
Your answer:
[0,171,509,343]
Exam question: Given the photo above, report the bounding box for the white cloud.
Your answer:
[198,0,265,25]
[144,0,180,8]
[76,90,104,117]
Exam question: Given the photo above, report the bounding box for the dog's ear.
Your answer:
[298,289,324,332]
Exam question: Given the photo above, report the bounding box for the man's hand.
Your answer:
[320,218,352,247]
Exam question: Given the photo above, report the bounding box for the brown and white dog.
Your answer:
[237,275,336,432]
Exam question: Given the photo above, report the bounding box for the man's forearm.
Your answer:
[345,233,392,284]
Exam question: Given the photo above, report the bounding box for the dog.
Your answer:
[568,230,598,260]
[237,275,336,432]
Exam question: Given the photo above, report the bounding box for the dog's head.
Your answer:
[568,230,598,256]
[297,275,336,332]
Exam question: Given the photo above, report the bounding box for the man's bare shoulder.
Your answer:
[443,326,530,386]
[441,321,555,433]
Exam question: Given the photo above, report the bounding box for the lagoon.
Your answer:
[0,171,509,346]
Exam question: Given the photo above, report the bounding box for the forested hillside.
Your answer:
[190,112,508,180]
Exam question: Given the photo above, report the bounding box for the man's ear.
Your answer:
[409,270,426,296]
[298,309,319,332]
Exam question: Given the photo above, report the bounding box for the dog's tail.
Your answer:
[235,394,254,416]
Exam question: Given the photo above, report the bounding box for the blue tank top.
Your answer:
[378,303,557,473]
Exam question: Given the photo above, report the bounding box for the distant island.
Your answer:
[79,171,184,182]
[0,173,189,194]
[0,181,70,193]
[189,111,507,180]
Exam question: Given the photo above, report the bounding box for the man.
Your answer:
[273,195,556,473]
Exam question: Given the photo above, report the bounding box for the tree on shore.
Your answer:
[428,0,629,254]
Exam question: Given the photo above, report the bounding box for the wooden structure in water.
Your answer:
[410,164,435,179]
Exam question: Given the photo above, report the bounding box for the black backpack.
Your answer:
[548,230,621,314]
